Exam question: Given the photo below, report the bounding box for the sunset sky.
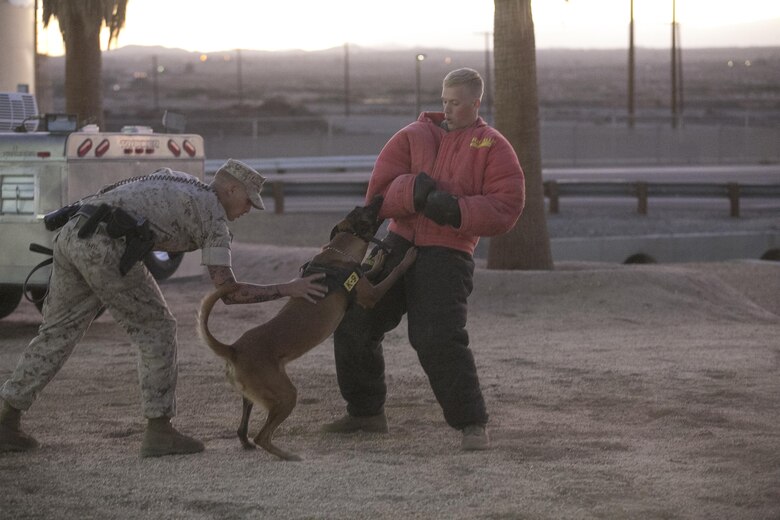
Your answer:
[36,0,780,55]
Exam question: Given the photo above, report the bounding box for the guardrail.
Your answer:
[544,180,780,217]
[205,157,375,214]
[205,156,376,175]
[204,157,780,216]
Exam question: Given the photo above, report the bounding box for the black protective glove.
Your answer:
[413,172,437,212]
[423,190,461,228]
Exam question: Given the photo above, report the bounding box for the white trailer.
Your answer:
[0,106,205,319]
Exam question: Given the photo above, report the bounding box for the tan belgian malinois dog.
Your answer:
[198,196,416,460]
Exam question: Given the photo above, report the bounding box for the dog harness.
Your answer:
[300,261,362,303]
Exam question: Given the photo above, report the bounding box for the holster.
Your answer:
[77,204,112,238]
[75,204,156,276]
[118,220,155,276]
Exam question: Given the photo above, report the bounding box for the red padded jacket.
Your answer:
[366,112,525,255]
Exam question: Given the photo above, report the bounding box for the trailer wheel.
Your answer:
[144,251,184,281]
[0,285,24,320]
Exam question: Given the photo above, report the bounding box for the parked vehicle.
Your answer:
[0,93,204,319]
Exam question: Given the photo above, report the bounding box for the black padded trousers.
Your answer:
[333,232,488,429]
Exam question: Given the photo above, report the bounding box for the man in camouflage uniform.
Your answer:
[0,159,327,457]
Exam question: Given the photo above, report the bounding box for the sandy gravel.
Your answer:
[1,209,779,520]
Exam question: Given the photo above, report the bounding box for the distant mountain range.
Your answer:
[36,40,778,126]
[95,16,779,56]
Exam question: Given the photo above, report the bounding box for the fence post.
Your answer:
[636,181,648,215]
[545,181,559,214]
[728,182,740,218]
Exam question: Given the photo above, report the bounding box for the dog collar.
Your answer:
[322,245,363,265]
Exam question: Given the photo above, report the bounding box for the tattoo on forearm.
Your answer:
[231,284,282,304]
[209,265,287,304]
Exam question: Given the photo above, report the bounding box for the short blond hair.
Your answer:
[443,68,484,100]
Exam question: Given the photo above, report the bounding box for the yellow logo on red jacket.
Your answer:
[470,137,495,149]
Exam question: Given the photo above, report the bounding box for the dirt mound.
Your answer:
[472,261,780,326]
[229,242,780,325]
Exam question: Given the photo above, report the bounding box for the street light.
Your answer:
[476,31,493,123]
[414,54,425,119]
[415,53,426,117]
[415,53,426,116]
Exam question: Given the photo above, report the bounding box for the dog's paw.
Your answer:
[283,452,303,462]
[400,247,418,269]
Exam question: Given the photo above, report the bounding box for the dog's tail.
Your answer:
[197,285,236,361]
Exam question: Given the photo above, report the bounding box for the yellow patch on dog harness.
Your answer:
[343,272,360,292]
[470,137,495,149]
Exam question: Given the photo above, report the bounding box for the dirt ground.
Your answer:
[1,211,779,520]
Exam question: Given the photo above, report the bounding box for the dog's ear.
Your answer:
[330,208,357,239]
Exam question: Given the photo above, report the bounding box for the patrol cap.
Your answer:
[220,158,266,210]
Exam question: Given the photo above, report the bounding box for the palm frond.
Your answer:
[41,0,128,46]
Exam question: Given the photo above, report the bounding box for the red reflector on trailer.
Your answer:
[123,148,132,154]
[37,151,51,158]
[167,139,181,157]
[95,139,110,157]
[182,140,196,157]
[134,147,143,154]
[77,139,93,157]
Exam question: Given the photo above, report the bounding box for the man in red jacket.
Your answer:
[322,68,525,450]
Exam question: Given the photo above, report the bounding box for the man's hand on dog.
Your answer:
[283,273,328,303]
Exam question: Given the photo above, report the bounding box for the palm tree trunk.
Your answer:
[63,16,104,128]
[487,0,553,270]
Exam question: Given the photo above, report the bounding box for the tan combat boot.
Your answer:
[321,412,388,433]
[461,424,490,451]
[0,401,39,452]
[140,417,204,458]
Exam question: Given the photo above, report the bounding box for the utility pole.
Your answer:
[344,42,350,117]
[236,48,243,107]
[676,21,684,122]
[628,0,635,128]
[33,0,38,94]
[152,55,159,112]
[671,0,678,128]
[483,31,493,123]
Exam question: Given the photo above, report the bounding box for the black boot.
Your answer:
[0,401,39,453]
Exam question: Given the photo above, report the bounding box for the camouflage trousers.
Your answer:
[0,218,178,418]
